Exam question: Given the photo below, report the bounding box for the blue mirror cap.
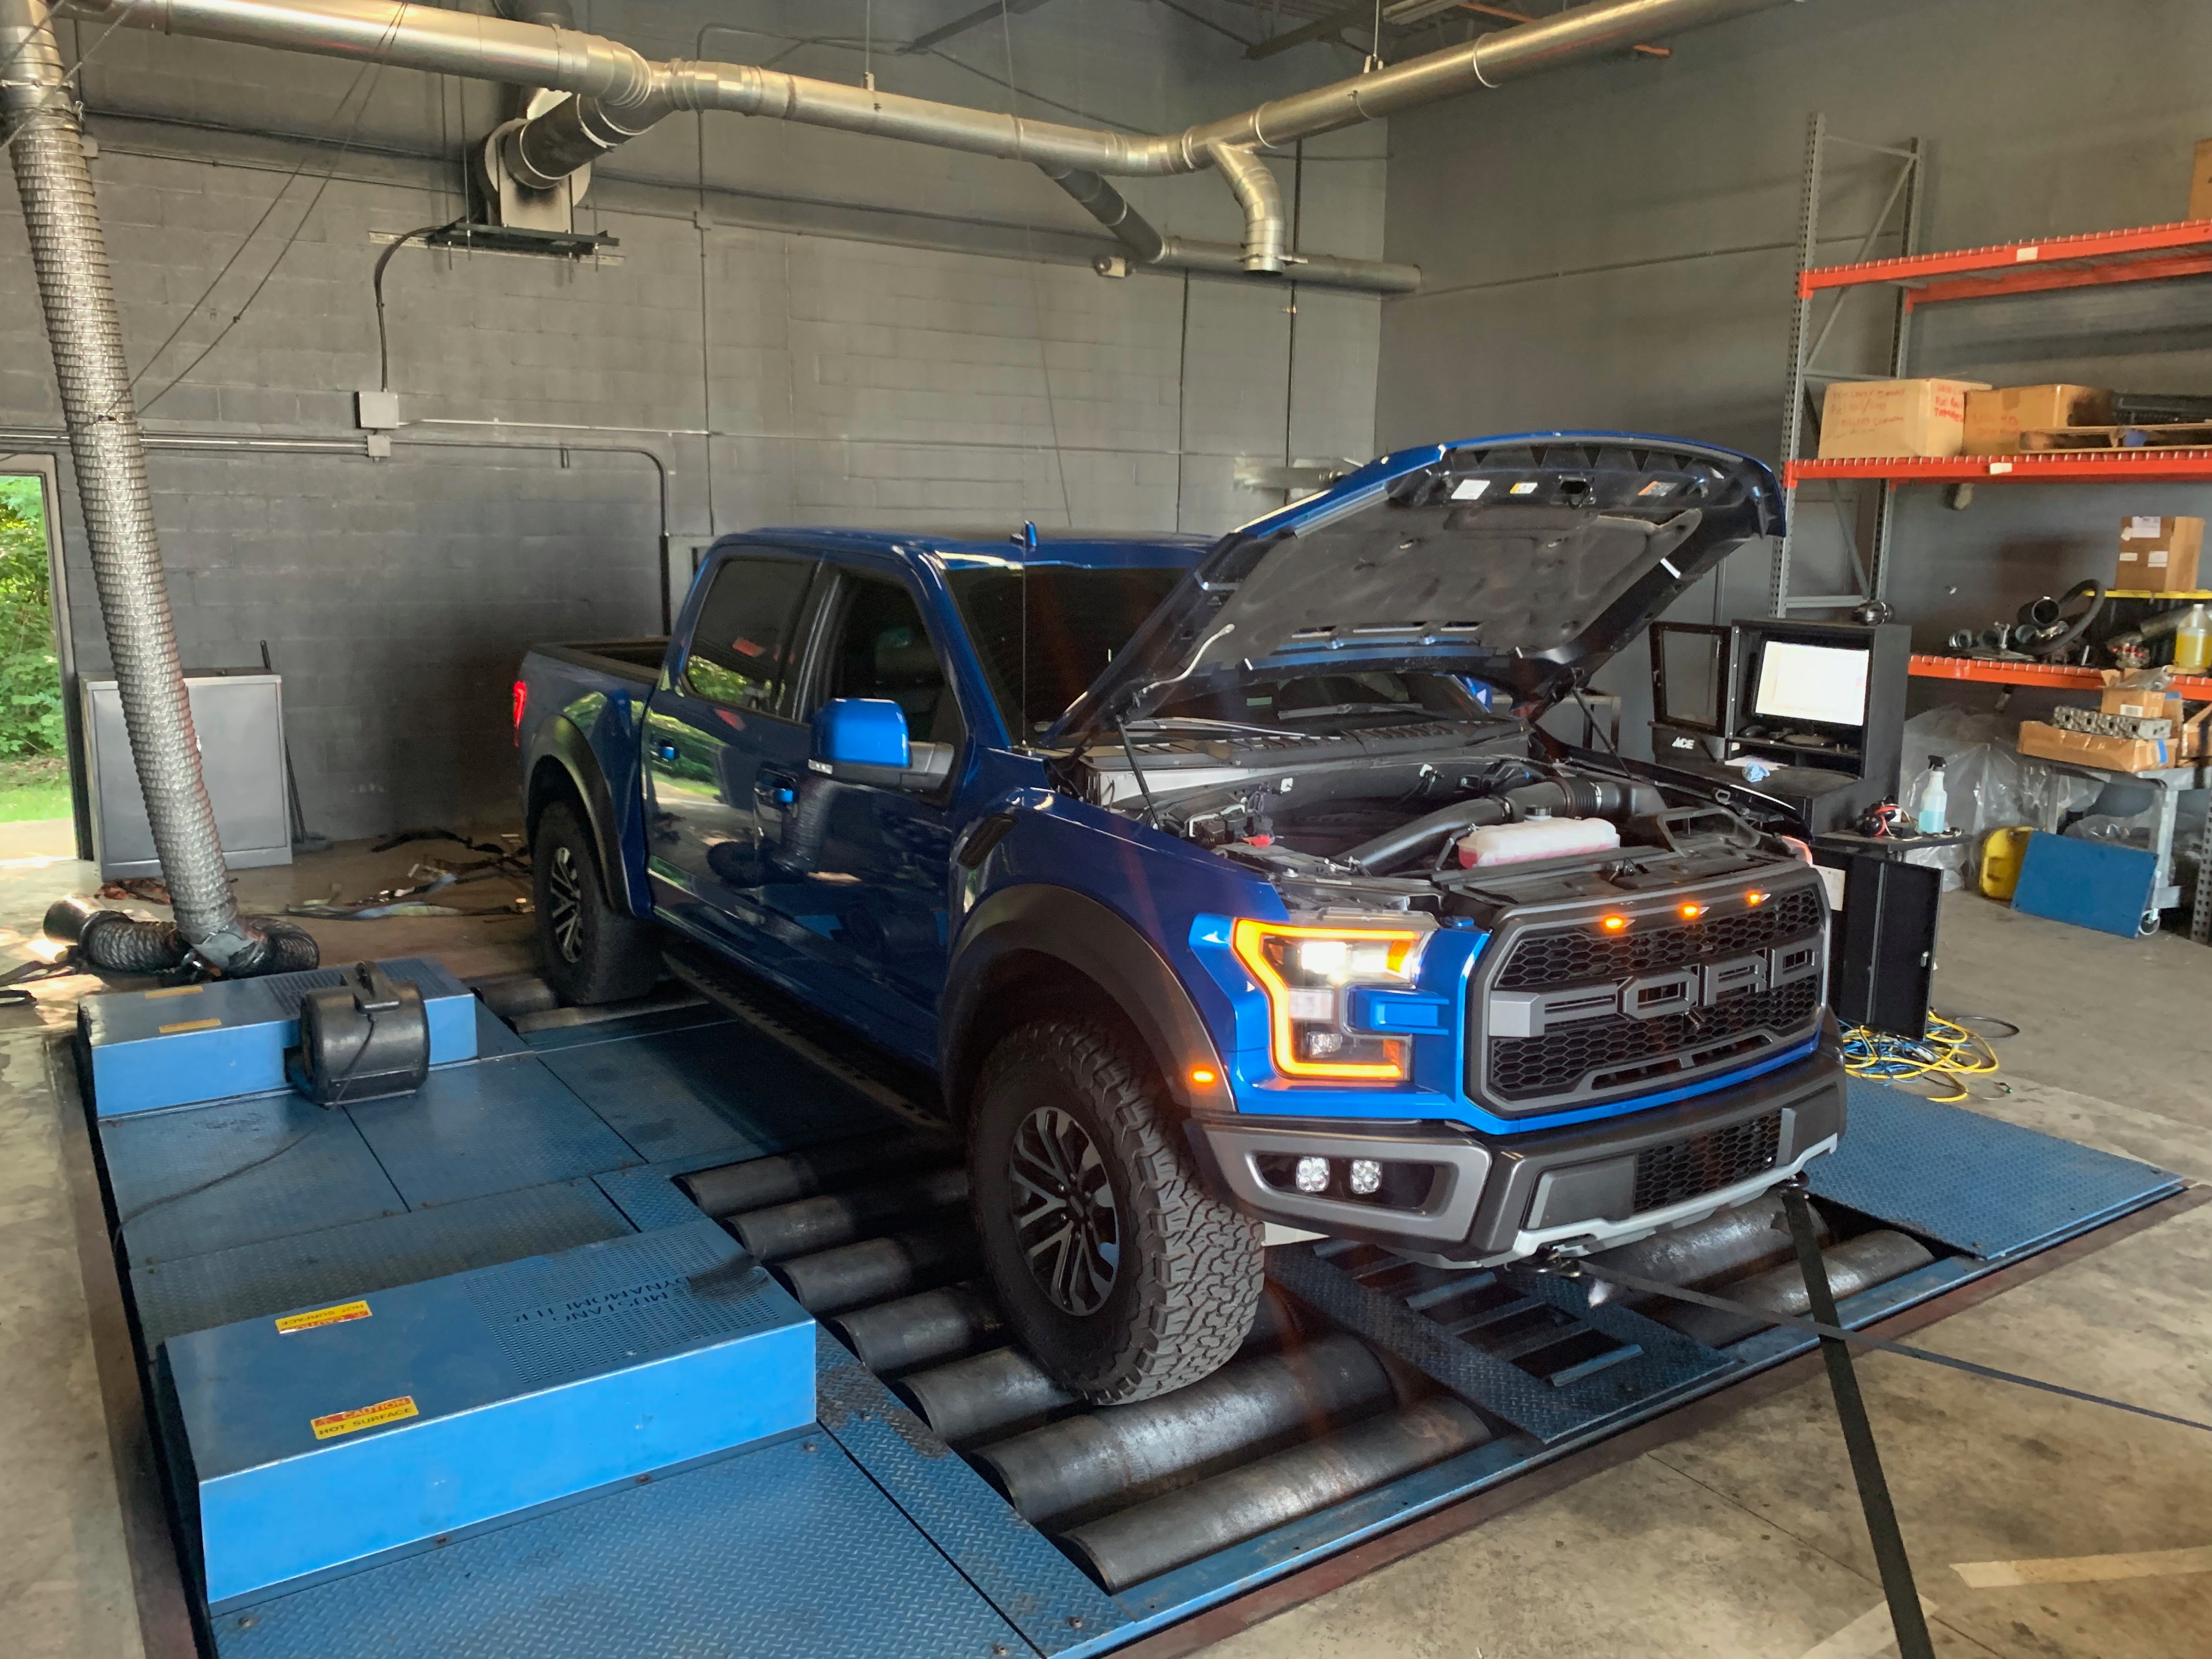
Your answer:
[814,697,910,767]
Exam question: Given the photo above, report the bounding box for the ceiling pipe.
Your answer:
[68,0,1805,284]
[1035,164,1420,294]
[1204,142,1285,274]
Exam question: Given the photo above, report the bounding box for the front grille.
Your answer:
[1493,887,1824,991]
[1485,977,1819,1102]
[1631,1111,1783,1213]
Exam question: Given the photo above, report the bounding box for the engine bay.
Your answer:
[1064,725,1806,927]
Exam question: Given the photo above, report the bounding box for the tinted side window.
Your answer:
[819,574,964,747]
[682,555,815,710]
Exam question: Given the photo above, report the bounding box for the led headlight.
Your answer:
[1230,918,1430,1081]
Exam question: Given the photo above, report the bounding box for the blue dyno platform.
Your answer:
[174,1220,814,1609]
[81,958,477,1115]
[82,981,2185,1659]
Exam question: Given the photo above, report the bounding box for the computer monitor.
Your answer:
[1748,639,1871,731]
[1650,622,1733,735]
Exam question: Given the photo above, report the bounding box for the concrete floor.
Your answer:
[1,861,2207,1659]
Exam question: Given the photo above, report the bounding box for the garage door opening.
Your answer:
[0,469,74,861]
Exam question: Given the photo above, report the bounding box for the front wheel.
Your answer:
[533,800,659,1005]
[968,1017,1263,1403]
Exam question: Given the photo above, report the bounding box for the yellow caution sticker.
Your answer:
[274,1300,372,1336]
[310,1396,419,1441]
[145,984,206,999]
[157,1017,223,1035]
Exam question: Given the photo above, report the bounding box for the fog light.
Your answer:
[1294,1156,1331,1193]
[1349,1158,1381,1195]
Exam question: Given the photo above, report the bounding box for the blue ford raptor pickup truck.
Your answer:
[516,432,1843,1403]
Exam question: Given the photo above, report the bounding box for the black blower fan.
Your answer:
[292,961,430,1107]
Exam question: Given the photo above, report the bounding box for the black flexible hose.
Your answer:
[46,895,320,975]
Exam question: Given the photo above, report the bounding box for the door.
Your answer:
[643,550,821,957]
[771,564,967,1039]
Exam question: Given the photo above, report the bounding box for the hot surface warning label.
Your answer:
[310,1396,419,1441]
[275,1300,372,1335]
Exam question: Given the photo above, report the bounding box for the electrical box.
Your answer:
[354,389,400,430]
[80,672,290,877]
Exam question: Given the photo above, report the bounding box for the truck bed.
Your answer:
[529,639,668,687]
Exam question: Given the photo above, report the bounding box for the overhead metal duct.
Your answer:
[66,0,1810,295]
[3,0,311,973]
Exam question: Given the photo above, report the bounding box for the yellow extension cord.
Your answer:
[1839,1011,2011,1103]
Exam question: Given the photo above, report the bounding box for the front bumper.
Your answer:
[1185,1030,1846,1266]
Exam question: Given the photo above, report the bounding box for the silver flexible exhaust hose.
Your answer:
[3,0,257,963]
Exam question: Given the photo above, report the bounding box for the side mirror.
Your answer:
[814,697,910,770]
[810,698,956,792]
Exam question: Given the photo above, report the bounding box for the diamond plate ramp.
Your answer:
[132,1178,634,1348]
[101,1093,404,1266]
[815,1329,1127,1655]
[595,1164,709,1233]
[215,1435,1029,1659]
[538,1020,896,1166]
[346,1057,641,1207]
[1809,1080,2183,1259]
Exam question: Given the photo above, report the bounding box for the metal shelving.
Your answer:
[1770,122,2212,613]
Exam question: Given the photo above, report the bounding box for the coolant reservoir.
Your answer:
[1458,816,1621,868]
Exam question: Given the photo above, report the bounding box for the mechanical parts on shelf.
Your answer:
[2050,704,2174,741]
[1948,579,2106,661]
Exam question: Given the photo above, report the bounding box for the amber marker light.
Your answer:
[1678,901,1706,920]
[1600,914,1630,933]
[1746,890,1770,907]
[1189,1067,1219,1087]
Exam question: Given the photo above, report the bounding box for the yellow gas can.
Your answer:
[1979,826,2034,900]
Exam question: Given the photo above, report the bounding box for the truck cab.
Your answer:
[517,432,1843,1404]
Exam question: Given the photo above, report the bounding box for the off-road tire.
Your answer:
[532,801,659,1005]
[969,1017,1264,1403]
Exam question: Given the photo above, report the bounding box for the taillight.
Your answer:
[511,679,527,744]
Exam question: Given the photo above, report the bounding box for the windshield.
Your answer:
[1148,669,1488,733]
[947,563,1497,742]
[949,564,1187,737]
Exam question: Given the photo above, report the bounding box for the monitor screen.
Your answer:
[1751,640,1870,728]
[1657,628,1724,730]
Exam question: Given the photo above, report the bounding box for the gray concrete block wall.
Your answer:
[1376,0,2212,753]
[2,0,1387,839]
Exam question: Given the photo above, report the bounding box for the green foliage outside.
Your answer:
[0,476,64,761]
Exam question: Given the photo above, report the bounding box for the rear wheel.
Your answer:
[532,800,659,1005]
[968,1017,1263,1402]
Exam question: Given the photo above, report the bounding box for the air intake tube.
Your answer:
[1342,777,1666,875]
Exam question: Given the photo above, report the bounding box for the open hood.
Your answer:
[1046,433,1781,746]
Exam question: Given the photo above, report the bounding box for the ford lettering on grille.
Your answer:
[1473,883,1825,1112]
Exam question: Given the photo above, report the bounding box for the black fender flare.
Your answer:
[939,884,1233,1127]
[524,715,635,914]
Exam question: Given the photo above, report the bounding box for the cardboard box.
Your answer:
[1816,378,1989,460]
[2192,138,2212,221]
[2097,686,2183,722]
[2116,515,2205,592]
[1962,384,2113,454]
[2017,719,2176,774]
